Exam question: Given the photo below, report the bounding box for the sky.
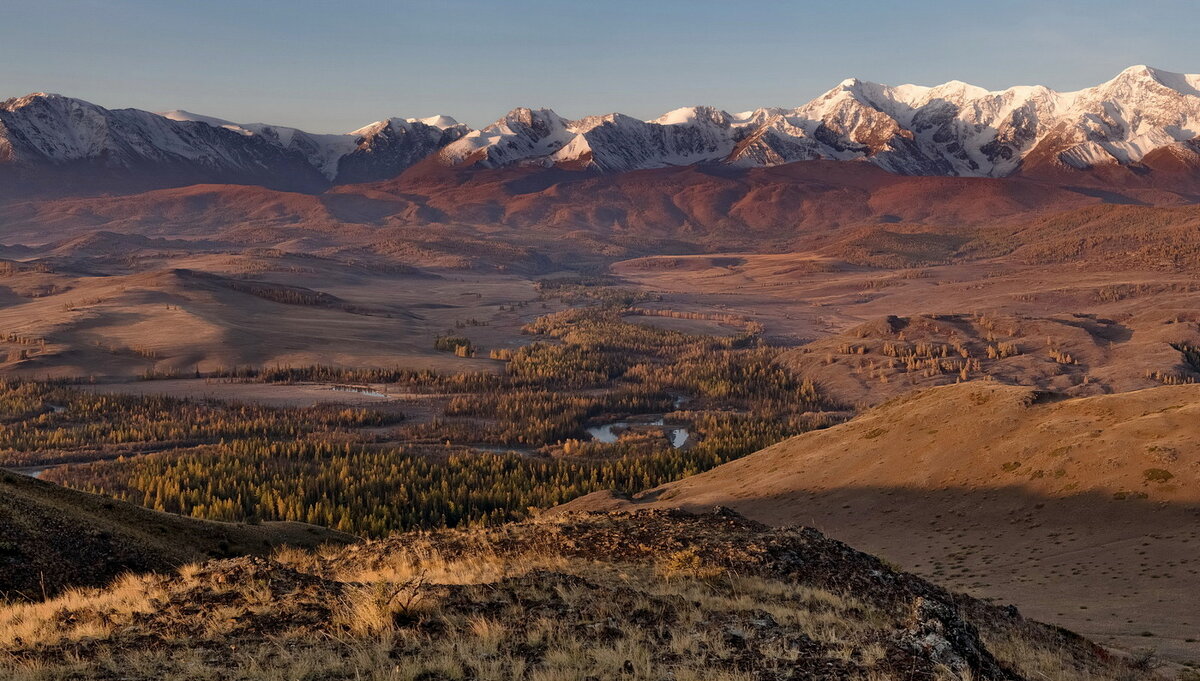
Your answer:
[1,0,1197,132]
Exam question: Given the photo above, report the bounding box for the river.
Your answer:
[585,417,690,448]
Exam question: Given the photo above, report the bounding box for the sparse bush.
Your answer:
[1127,648,1162,673]
[335,574,432,635]
[657,546,725,581]
[1172,342,1200,373]
[1143,468,1175,483]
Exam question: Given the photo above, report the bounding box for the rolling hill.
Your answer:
[556,382,1200,660]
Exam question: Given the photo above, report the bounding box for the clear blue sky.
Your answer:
[2,0,1196,132]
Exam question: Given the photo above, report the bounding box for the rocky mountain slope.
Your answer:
[0,509,1147,681]
[0,468,354,598]
[3,66,1199,197]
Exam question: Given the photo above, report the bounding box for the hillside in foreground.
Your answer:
[0,509,1150,681]
[0,469,354,598]
[558,382,1200,662]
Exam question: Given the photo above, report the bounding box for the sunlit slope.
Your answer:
[566,382,1199,505]
[557,382,1200,659]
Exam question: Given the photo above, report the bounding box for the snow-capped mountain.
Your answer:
[0,94,466,193]
[441,65,1200,177]
[2,66,1198,197]
[160,110,468,184]
[789,65,1200,176]
[438,106,809,172]
[159,110,358,180]
[335,117,469,184]
[0,93,330,192]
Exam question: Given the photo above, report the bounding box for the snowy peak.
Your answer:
[1034,66,1200,169]
[2,92,63,110]
[163,111,467,181]
[349,116,466,139]
[0,93,336,193]
[0,95,469,187]
[653,106,733,127]
[1,93,121,162]
[433,65,1200,177]
[440,108,572,167]
[159,109,241,130]
[406,114,461,130]
[439,104,770,172]
[1102,64,1200,93]
[1086,64,1200,102]
[3,66,1200,194]
[336,116,468,184]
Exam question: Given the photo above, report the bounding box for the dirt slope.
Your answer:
[556,383,1200,661]
[0,469,355,598]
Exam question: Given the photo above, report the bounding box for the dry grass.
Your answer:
[0,572,156,647]
[0,547,888,679]
[275,539,576,588]
[0,511,1152,681]
[982,630,1150,681]
[333,576,436,636]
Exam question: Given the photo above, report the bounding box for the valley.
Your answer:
[2,60,1200,680]
[0,220,1196,667]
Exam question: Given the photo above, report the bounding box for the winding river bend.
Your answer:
[586,418,690,448]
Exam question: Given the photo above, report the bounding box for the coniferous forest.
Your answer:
[0,290,845,536]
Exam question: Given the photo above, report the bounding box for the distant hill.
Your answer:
[780,311,1200,407]
[0,469,355,598]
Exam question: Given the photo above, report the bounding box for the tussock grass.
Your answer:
[0,572,156,647]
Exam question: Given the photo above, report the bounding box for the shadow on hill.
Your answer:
[0,470,356,599]
[1061,185,1148,205]
[566,484,1200,661]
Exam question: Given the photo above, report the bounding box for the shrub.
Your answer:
[1143,468,1175,483]
[657,547,725,581]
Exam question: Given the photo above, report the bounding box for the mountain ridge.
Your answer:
[3,66,1200,196]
